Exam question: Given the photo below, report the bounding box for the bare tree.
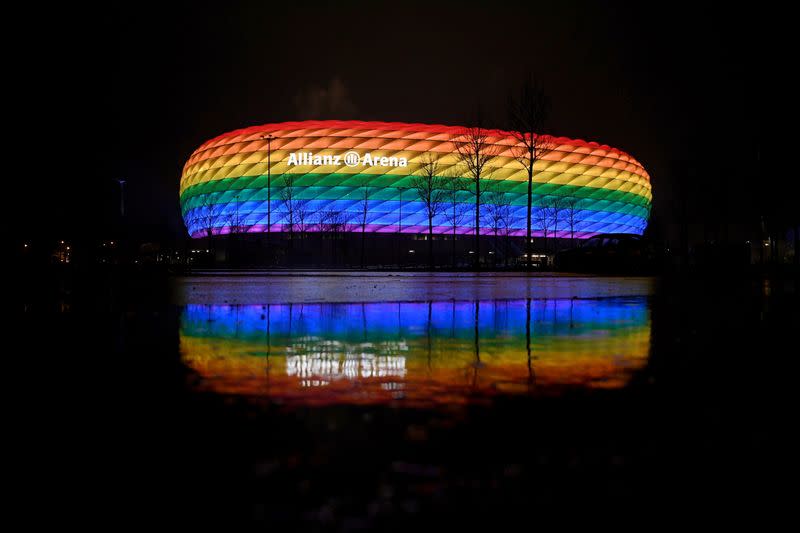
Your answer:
[534,199,554,257]
[191,193,228,259]
[508,78,557,270]
[442,175,471,268]
[494,191,520,267]
[534,196,566,258]
[355,185,374,268]
[223,194,248,262]
[450,119,501,268]
[278,174,304,251]
[193,193,223,238]
[295,199,312,245]
[500,204,520,267]
[317,209,349,264]
[317,209,349,234]
[482,182,508,268]
[225,194,248,235]
[410,153,447,269]
[562,196,581,248]
[550,195,565,253]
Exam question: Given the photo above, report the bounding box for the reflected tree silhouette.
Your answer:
[361,303,367,342]
[264,304,272,395]
[472,300,482,389]
[526,298,536,391]
[427,301,433,372]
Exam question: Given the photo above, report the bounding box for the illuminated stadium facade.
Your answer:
[179,120,651,240]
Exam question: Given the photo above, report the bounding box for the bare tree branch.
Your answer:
[562,196,581,247]
[508,77,557,269]
[442,172,471,268]
[355,184,375,268]
[411,153,447,269]
[450,117,501,268]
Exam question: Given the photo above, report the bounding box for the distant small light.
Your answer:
[468,251,475,254]
[408,249,415,253]
[110,241,114,245]
[66,246,70,250]
[24,244,28,248]
[60,240,64,244]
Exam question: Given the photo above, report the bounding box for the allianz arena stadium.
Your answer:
[179,120,651,239]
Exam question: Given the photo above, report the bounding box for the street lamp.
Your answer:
[398,187,405,233]
[261,134,275,235]
[234,193,240,232]
[116,178,126,217]
[396,186,407,268]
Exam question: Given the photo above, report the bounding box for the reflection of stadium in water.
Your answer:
[179,298,651,405]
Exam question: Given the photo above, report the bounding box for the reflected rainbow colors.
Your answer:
[180,121,651,239]
[179,298,651,405]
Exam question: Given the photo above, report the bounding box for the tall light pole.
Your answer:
[398,187,406,231]
[116,178,126,218]
[234,193,240,231]
[261,134,274,235]
[396,186,406,268]
[232,193,240,264]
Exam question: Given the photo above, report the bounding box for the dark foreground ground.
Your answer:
[13,270,796,528]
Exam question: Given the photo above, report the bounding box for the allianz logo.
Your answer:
[286,151,409,168]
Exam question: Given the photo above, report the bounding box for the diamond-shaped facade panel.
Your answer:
[180,120,652,239]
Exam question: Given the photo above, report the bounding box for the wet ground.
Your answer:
[17,271,796,527]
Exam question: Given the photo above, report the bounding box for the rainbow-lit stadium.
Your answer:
[180,120,651,239]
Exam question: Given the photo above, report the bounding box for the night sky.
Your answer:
[17,1,791,245]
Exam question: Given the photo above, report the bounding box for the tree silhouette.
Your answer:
[482,182,509,268]
[508,77,556,269]
[563,196,581,248]
[192,192,228,261]
[410,153,447,269]
[450,118,500,268]
[317,209,349,265]
[355,185,374,268]
[442,175,471,268]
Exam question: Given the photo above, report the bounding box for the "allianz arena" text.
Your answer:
[286,151,409,168]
